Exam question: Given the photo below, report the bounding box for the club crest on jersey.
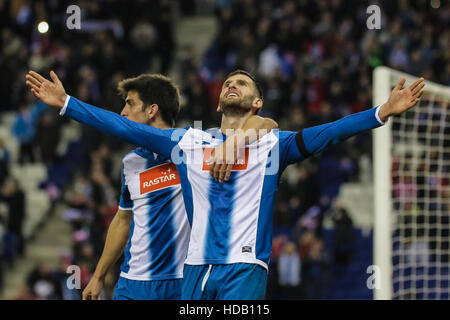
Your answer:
[139,162,180,194]
[202,147,249,171]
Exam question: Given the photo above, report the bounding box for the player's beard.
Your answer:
[219,95,254,117]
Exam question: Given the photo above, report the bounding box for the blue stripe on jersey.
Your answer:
[203,173,237,261]
[174,162,193,226]
[119,171,133,209]
[122,217,135,273]
[255,171,278,265]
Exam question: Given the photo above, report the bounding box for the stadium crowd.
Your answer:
[0,0,448,299]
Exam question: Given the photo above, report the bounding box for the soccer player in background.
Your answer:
[80,74,190,300]
[26,69,424,300]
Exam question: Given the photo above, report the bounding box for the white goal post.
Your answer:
[373,66,450,300]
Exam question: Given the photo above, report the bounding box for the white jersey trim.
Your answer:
[60,95,71,116]
[120,271,183,281]
[184,258,268,271]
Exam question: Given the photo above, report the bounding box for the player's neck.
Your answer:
[149,117,171,129]
[220,112,252,134]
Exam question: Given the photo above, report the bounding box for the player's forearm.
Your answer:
[61,96,175,158]
[298,106,384,157]
[92,211,130,280]
[228,116,278,151]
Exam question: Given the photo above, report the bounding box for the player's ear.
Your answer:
[147,104,159,120]
[217,105,222,113]
[251,97,263,114]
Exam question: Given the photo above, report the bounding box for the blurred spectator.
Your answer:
[278,242,302,299]
[302,236,331,299]
[12,96,47,165]
[331,207,355,266]
[0,139,10,186]
[25,263,62,300]
[35,111,62,165]
[0,178,26,261]
[266,234,286,299]
[155,0,176,74]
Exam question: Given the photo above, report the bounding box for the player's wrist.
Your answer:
[58,93,68,108]
[378,102,391,122]
[92,268,107,281]
[91,273,105,282]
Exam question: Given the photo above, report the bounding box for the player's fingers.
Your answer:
[50,70,62,85]
[26,72,43,85]
[410,91,424,107]
[213,164,221,180]
[412,83,425,96]
[82,291,89,300]
[31,88,41,99]
[218,164,228,183]
[29,70,48,84]
[395,78,406,91]
[224,164,233,181]
[91,294,99,300]
[215,163,224,180]
[26,80,40,92]
[209,161,216,178]
[408,77,424,91]
[25,74,42,87]
[416,90,424,100]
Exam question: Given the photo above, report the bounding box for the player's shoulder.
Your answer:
[178,126,223,146]
[258,129,297,143]
[271,129,299,144]
[122,147,160,166]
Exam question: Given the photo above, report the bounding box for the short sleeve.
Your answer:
[119,169,133,211]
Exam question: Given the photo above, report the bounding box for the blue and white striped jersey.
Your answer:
[118,148,190,281]
[61,96,384,270]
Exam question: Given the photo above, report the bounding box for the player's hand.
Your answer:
[25,70,67,108]
[378,77,425,122]
[82,276,104,300]
[208,140,235,183]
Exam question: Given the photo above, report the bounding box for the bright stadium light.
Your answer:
[37,21,49,34]
[430,0,440,9]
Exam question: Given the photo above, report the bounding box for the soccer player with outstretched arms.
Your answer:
[26,69,424,300]
[41,73,275,300]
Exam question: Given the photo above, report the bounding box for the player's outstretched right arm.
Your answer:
[82,209,131,300]
[25,70,178,158]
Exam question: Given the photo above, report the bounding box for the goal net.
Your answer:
[373,66,450,300]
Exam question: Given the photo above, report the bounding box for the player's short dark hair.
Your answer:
[226,70,264,100]
[117,74,180,127]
